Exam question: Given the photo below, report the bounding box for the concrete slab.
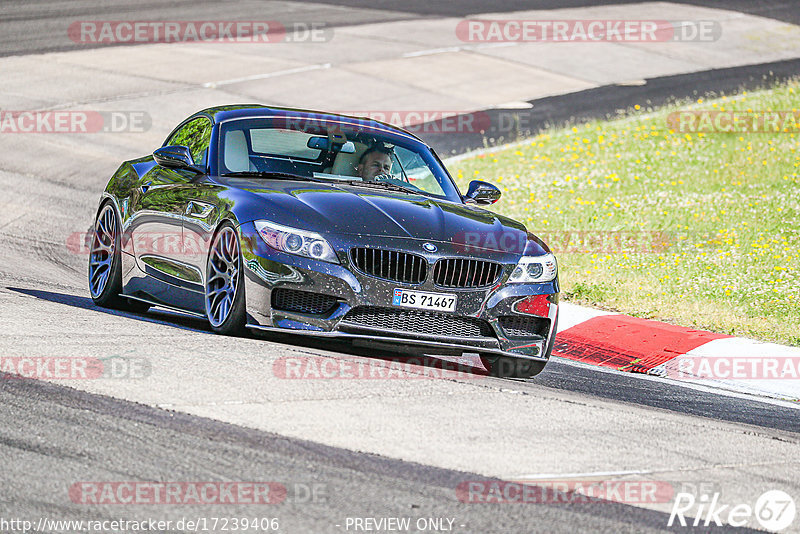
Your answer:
[346,51,595,108]
[622,15,800,70]
[337,16,470,50]
[475,41,697,86]
[0,55,183,109]
[51,43,304,85]
[200,32,425,64]
[221,66,429,110]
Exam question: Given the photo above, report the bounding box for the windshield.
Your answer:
[216,116,460,201]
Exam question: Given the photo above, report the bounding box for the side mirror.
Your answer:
[464,180,501,205]
[153,145,201,172]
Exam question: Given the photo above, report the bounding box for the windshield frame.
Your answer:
[211,115,463,202]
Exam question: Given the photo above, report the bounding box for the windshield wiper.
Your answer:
[340,180,420,195]
[220,171,323,182]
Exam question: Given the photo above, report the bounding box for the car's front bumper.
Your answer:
[239,222,559,362]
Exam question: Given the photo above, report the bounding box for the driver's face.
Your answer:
[358,152,392,180]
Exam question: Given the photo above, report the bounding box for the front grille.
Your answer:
[498,315,550,338]
[271,288,339,315]
[350,248,427,284]
[433,258,503,288]
[342,306,494,338]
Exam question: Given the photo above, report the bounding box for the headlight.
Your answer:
[253,220,339,264]
[508,253,557,283]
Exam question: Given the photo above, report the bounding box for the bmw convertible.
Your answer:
[88,105,559,378]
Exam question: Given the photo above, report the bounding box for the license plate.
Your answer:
[392,288,457,313]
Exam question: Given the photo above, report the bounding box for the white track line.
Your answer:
[512,469,654,480]
[202,63,331,88]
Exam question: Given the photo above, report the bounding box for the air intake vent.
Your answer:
[498,316,550,338]
[350,248,427,284]
[342,307,494,338]
[433,258,503,288]
[271,288,338,315]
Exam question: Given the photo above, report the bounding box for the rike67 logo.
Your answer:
[669,489,796,531]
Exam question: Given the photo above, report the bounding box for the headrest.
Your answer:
[224,130,250,172]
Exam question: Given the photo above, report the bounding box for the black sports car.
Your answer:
[89,105,559,378]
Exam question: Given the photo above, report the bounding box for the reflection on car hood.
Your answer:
[226,178,547,254]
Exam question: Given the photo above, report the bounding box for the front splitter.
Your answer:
[245,323,548,362]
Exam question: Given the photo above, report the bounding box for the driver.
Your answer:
[356,145,394,181]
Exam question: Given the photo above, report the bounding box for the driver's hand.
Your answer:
[373,173,393,181]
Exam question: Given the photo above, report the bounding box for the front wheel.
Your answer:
[205,223,246,335]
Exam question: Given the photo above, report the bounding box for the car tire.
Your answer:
[88,202,150,313]
[205,221,246,336]
[481,356,546,379]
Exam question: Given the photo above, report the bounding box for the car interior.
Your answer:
[219,124,448,199]
[222,126,377,179]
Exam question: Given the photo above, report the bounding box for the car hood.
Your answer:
[224,178,547,254]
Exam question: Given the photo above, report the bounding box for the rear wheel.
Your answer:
[205,223,246,335]
[88,202,150,312]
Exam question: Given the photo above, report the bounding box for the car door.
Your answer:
[128,116,212,309]
[181,124,233,284]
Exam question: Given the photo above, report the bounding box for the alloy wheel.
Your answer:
[205,226,241,328]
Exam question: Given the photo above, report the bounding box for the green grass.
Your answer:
[451,80,800,345]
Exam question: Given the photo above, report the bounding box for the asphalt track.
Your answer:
[2,374,766,534]
[2,0,799,57]
[1,1,800,533]
[8,285,800,434]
